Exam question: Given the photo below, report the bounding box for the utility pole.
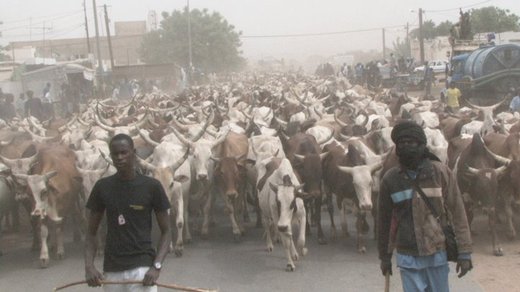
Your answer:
[92,0,104,97]
[418,8,425,64]
[32,22,52,58]
[83,0,91,55]
[382,28,386,60]
[406,22,410,57]
[187,0,193,69]
[104,4,114,69]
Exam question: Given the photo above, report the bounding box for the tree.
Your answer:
[410,20,437,40]
[140,8,245,72]
[435,21,454,37]
[470,6,520,33]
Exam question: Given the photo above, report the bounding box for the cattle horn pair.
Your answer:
[337,160,383,174]
[466,165,507,177]
[293,152,329,162]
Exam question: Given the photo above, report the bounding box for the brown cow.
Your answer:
[323,142,383,252]
[210,131,249,241]
[284,132,329,244]
[454,133,510,256]
[13,144,83,267]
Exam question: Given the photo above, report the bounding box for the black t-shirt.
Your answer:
[86,173,170,272]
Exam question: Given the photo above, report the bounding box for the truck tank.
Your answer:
[458,44,520,103]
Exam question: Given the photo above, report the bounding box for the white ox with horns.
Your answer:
[257,156,307,272]
[138,142,191,257]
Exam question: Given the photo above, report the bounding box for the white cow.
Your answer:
[257,157,307,271]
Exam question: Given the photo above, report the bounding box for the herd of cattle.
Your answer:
[1,73,519,271]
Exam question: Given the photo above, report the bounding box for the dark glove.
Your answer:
[380,259,392,276]
[456,259,473,278]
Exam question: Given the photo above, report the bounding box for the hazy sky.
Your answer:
[1,0,519,61]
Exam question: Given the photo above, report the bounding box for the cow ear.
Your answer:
[174,175,189,183]
[245,159,256,166]
[290,199,297,212]
[44,171,58,182]
[269,183,278,193]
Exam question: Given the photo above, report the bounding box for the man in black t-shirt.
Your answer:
[85,134,171,291]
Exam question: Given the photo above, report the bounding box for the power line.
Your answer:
[241,24,407,39]
[1,10,84,32]
[424,0,492,13]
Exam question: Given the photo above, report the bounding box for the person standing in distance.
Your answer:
[85,134,171,291]
[378,121,473,292]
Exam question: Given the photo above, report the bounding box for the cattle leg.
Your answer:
[296,200,308,257]
[201,190,214,240]
[356,211,368,253]
[503,194,517,240]
[183,190,192,244]
[174,198,184,257]
[56,221,65,260]
[325,192,336,241]
[488,208,503,256]
[315,198,327,245]
[225,195,242,242]
[263,216,274,252]
[280,232,296,272]
[40,223,50,268]
[340,199,351,238]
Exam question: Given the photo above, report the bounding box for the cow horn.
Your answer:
[125,109,149,129]
[464,96,507,112]
[170,117,190,132]
[99,149,113,165]
[170,126,194,148]
[0,152,38,171]
[337,165,354,174]
[94,105,116,133]
[495,165,508,176]
[317,131,334,145]
[334,110,349,127]
[275,116,288,128]
[484,144,512,165]
[44,170,58,182]
[171,147,190,173]
[339,132,351,141]
[313,106,323,119]
[58,114,78,133]
[23,126,56,142]
[147,116,160,128]
[294,153,305,162]
[466,166,480,175]
[319,151,329,160]
[77,114,91,126]
[369,160,384,173]
[137,128,160,147]
[136,155,156,172]
[0,137,14,147]
[191,110,214,142]
[263,108,273,120]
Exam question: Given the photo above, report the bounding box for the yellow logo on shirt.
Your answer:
[129,205,144,210]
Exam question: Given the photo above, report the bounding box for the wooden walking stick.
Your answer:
[384,272,390,292]
[53,280,218,292]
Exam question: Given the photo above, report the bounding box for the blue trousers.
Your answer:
[399,264,450,292]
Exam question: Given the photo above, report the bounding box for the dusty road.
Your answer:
[2,205,507,292]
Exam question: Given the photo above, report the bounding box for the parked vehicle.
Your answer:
[414,60,449,74]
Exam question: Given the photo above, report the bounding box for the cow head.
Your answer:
[269,175,302,233]
[14,170,59,220]
[466,166,505,209]
[293,152,328,198]
[337,161,383,211]
[213,155,246,199]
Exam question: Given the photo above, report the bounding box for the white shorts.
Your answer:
[104,266,157,292]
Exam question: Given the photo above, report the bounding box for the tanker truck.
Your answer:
[449,43,520,105]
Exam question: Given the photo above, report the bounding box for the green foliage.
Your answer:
[139,8,245,72]
[470,6,520,33]
[436,21,454,37]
